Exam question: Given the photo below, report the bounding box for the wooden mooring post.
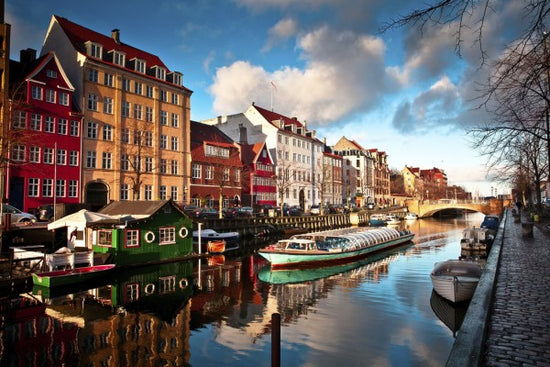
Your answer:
[271,312,281,367]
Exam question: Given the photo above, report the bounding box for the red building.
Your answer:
[190,121,242,209]
[6,50,82,212]
[241,142,276,207]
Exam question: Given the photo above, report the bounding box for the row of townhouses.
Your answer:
[0,13,391,214]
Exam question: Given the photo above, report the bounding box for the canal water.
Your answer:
[0,212,486,366]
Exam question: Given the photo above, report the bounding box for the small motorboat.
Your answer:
[404,213,418,221]
[32,264,116,288]
[369,214,386,227]
[460,227,493,251]
[193,229,239,246]
[385,214,400,225]
[430,260,482,303]
[206,239,226,254]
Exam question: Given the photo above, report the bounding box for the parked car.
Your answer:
[309,204,320,215]
[183,205,200,218]
[255,204,280,217]
[37,204,55,221]
[238,206,254,217]
[1,204,37,224]
[198,208,219,219]
[288,205,303,216]
[223,207,239,218]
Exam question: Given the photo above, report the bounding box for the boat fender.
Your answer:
[145,231,155,243]
[179,227,188,239]
[145,283,155,295]
[179,278,188,289]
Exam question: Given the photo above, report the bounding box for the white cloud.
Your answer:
[262,17,298,52]
[209,26,398,125]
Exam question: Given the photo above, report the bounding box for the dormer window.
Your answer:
[153,66,166,81]
[169,71,183,86]
[112,51,126,67]
[135,59,146,74]
[85,41,103,59]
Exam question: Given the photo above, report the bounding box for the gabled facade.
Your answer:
[333,136,375,206]
[401,166,423,197]
[41,16,192,207]
[6,50,82,212]
[241,142,276,207]
[420,167,448,199]
[202,103,325,209]
[322,150,343,206]
[369,149,391,205]
[342,157,358,206]
[190,120,242,209]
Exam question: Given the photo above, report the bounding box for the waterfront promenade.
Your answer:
[448,209,550,366]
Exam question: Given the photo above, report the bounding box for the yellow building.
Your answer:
[41,16,192,207]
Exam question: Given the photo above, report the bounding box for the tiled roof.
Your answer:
[191,120,234,144]
[55,15,168,70]
[99,200,180,216]
[253,104,304,128]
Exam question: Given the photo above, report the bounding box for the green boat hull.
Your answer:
[32,265,116,288]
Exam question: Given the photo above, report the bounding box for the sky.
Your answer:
[5,0,525,197]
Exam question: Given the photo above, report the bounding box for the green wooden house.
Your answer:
[92,200,194,267]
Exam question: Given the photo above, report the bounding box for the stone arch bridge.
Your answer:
[405,199,506,218]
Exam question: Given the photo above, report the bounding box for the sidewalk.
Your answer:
[447,209,550,366]
[483,211,550,366]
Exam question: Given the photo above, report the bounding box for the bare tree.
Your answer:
[205,145,241,219]
[275,157,295,215]
[122,120,156,200]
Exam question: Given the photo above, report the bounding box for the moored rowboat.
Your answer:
[32,264,116,288]
[430,260,482,303]
[258,227,414,269]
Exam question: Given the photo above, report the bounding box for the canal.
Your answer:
[0,212,486,366]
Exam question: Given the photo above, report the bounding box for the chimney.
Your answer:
[239,124,248,145]
[111,29,120,44]
[20,48,36,67]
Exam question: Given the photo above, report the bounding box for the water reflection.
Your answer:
[0,212,487,366]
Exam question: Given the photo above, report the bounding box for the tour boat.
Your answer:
[32,264,116,288]
[430,260,482,303]
[193,229,239,247]
[258,227,414,269]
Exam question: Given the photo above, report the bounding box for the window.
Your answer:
[70,121,79,136]
[121,154,129,171]
[160,135,167,149]
[120,183,129,200]
[104,73,114,87]
[146,85,153,98]
[103,124,113,141]
[58,92,69,106]
[125,230,139,247]
[205,165,213,180]
[86,151,96,168]
[121,128,130,143]
[171,113,179,127]
[56,149,66,165]
[69,151,78,166]
[223,168,230,181]
[102,152,112,169]
[68,180,78,198]
[45,116,55,133]
[145,131,153,147]
[160,90,167,102]
[12,145,25,161]
[122,101,130,117]
[145,157,153,172]
[97,230,112,247]
[43,148,54,164]
[170,187,178,201]
[56,179,66,197]
[135,59,146,74]
[88,42,103,58]
[88,68,98,82]
[134,104,142,120]
[159,186,167,200]
[171,160,178,175]
[87,121,98,139]
[133,156,141,171]
[29,146,40,163]
[160,159,167,174]
[134,131,141,146]
[192,164,201,178]
[103,97,113,114]
[145,106,153,122]
[159,227,175,245]
[42,179,53,197]
[46,69,57,78]
[171,93,179,105]
[28,178,39,197]
[31,86,43,100]
[57,119,67,135]
[113,51,126,66]
[31,113,41,130]
[160,110,167,125]
[122,78,131,91]
[87,94,98,110]
[172,72,182,86]
[144,185,152,200]
[134,82,142,95]
[13,111,26,129]
[235,169,240,182]
[155,67,166,80]
[171,136,179,151]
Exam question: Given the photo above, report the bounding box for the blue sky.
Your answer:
[6,0,524,196]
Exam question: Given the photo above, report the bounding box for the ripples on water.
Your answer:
[0,212,486,367]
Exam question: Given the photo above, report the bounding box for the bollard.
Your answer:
[521,222,534,237]
[271,312,281,367]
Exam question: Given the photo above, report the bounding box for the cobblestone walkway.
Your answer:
[484,212,550,366]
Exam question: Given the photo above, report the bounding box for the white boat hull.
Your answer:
[431,260,482,303]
